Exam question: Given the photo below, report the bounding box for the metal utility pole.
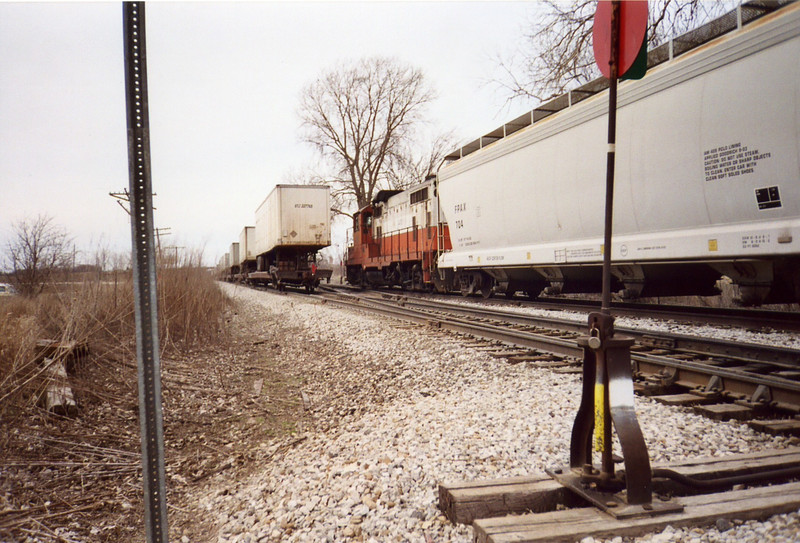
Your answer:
[123,2,169,542]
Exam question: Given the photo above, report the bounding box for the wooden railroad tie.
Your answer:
[750,418,800,436]
[693,403,754,421]
[651,393,714,407]
[439,447,800,542]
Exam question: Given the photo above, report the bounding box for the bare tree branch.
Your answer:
[493,0,737,105]
[385,130,458,191]
[299,57,436,210]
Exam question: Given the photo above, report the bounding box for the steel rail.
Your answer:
[319,292,582,357]
[523,297,800,332]
[323,284,800,332]
[316,289,800,412]
[364,293,800,368]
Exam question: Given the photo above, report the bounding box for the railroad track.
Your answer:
[520,297,800,333]
[316,286,800,430]
[324,283,800,332]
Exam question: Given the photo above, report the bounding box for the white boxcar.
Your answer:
[254,185,331,256]
[238,226,256,271]
[229,242,240,268]
[436,3,800,304]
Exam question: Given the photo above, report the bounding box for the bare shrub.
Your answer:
[0,297,41,424]
[1,247,234,539]
[5,214,73,297]
[0,248,230,420]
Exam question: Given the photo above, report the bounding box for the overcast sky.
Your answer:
[0,1,539,267]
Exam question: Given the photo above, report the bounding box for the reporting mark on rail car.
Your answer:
[636,244,667,253]
[703,142,772,182]
[742,233,770,249]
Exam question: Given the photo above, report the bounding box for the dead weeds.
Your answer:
[0,300,307,542]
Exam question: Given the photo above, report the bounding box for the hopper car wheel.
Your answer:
[478,272,495,299]
[459,273,476,297]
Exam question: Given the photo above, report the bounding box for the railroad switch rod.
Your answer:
[548,312,682,519]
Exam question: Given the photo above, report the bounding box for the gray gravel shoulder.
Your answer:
[202,284,799,542]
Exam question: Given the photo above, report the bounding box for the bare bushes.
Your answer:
[0,296,41,422]
[157,252,231,350]
[0,253,231,419]
[0,251,234,539]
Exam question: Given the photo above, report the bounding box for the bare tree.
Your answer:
[495,0,737,104]
[6,215,72,296]
[286,127,455,220]
[385,130,458,191]
[299,57,437,212]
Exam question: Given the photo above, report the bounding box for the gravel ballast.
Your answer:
[204,284,800,542]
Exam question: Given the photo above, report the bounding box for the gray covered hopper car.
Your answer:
[435,2,800,305]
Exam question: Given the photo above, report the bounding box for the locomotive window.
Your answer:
[410,188,428,205]
[374,206,382,218]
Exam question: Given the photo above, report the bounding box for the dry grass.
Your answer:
[0,295,41,420]
[0,256,230,414]
[0,253,232,541]
[158,265,230,350]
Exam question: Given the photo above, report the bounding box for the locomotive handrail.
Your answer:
[375,224,446,262]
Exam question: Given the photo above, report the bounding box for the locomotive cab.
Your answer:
[351,207,380,255]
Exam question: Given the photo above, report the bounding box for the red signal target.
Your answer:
[593,0,649,79]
